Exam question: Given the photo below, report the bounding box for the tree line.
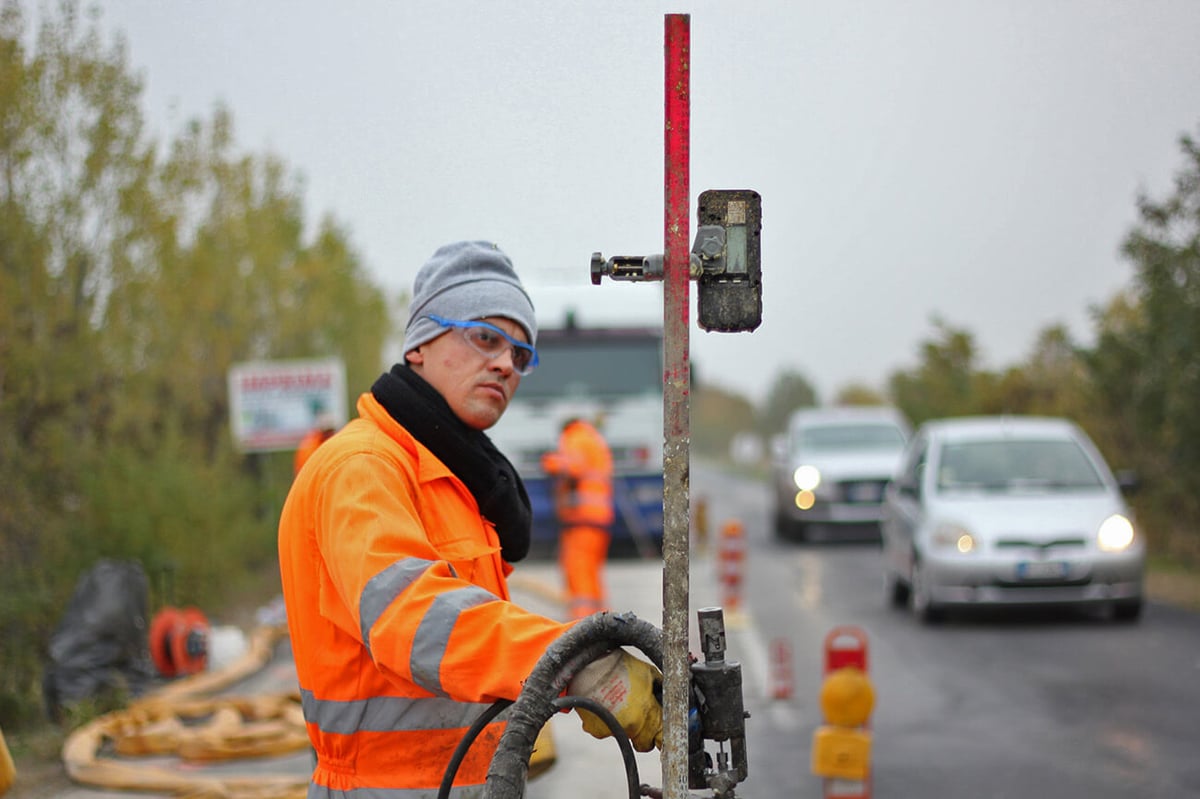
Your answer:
[1,1,391,727]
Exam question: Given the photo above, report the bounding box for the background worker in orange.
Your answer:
[292,410,337,476]
[277,241,663,799]
[542,416,614,619]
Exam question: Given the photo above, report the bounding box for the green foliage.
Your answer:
[0,0,392,729]
[1086,127,1200,552]
[77,429,278,602]
[887,316,982,426]
[833,383,886,406]
[692,380,758,458]
[757,369,818,437]
[1080,294,1145,464]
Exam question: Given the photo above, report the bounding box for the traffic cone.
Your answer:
[769,637,794,700]
[716,520,746,611]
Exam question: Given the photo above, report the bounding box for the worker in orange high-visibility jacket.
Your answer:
[278,241,664,799]
[292,412,337,476]
[542,417,615,619]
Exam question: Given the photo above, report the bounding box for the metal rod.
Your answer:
[661,14,691,799]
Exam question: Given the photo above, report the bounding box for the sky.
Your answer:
[77,1,1200,404]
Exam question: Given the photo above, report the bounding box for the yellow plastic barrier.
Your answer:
[811,626,875,799]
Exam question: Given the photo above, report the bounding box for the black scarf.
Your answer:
[370,364,531,562]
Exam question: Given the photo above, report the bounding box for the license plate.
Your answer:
[845,483,881,502]
[1017,560,1068,580]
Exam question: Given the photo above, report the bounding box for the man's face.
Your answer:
[405,315,527,430]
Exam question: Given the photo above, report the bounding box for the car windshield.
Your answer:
[936,438,1105,493]
[795,423,906,452]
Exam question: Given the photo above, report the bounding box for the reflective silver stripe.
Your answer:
[309,782,485,799]
[299,688,498,734]
[410,585,498,696]
[360,558,438,655]
[356,558,499,698]
[572,488,610,503]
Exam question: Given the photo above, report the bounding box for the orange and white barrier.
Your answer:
[716,519,746,611]
[769,637,794,700]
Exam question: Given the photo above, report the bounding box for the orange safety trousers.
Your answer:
[560,525,611,620]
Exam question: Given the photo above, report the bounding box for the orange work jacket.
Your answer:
[541,419,614,528]
[278,392,573,798]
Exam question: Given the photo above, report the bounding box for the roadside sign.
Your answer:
[228,358,347,453]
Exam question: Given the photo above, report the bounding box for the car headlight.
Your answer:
[931,523,976,554]
[1097,514,1135,552]
[793,464,821,491]
[794,490,816,510]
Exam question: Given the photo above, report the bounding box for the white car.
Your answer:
[771,406,911,542]
[881,416,1145,623]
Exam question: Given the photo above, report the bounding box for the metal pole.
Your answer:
[662,14,690,799]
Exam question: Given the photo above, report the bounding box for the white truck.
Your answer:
[489,309,665,559]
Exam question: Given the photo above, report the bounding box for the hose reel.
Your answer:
[148,605,210,678]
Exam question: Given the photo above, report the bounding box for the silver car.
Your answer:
[771,406,911,542]
[881,416,1145,622]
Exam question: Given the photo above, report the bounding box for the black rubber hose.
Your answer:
[552,695,641,799]
[439,694,641,799]
[439,642,642,798]
[484,611,664,799]
[438,699,513,799]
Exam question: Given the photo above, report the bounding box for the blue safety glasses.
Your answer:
[428,314,540,375]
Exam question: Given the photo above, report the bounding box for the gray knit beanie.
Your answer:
[403,241,537,355]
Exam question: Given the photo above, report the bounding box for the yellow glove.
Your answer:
[527,722,557,780]
[567,649,664,752]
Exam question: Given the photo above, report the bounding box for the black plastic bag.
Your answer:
[42,559,157,720]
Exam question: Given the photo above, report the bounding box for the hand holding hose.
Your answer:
[567,649,664,752]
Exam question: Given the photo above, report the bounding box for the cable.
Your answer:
[552,695,641,799]
[439,666,645,799]
[439,641,641,798]
[485,611,664,799]
[438,699,513,799]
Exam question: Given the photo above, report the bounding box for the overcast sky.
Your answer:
[85,1,1200,403]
